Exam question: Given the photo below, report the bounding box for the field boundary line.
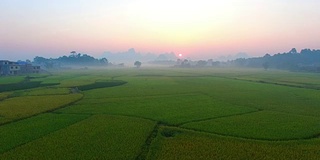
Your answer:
[207,75,320,90]
[0,115,92,154]
[177,110,262,126]
[169,72,320,90]
[179,126,320,141]
[0,93,85,127]
[52,112,95,116]
[49,112,320,142]
[135,122,160,160]
[80,92,201,101]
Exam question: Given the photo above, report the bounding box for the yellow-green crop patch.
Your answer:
[0,94,83,124]
[0,113,89,153]
[147,126,320,160]
[9,87,71,97]
[0,115,156,159]
[0,93,10,101]
[26,87,71,95]
[58,74,110,87]
[182,111,320,140]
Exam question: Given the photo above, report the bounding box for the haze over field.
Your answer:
[1,0,320,60]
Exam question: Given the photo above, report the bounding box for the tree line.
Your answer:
[231,48,320,72]
[33,51,109,68]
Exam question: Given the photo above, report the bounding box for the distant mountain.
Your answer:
[155,52,177,61]
[231,48,320,72]
[216,52,250,62]
[102,48,177,63]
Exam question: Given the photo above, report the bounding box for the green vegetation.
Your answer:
[0,76,25,85]
[77,80,127,91]
[0,115,156,159]
[0,81,58,92]
[148,126,320,160]
[0,94,82,124]
[58,94,258,125]
[0,68,319,159]
[0,113,89,153]
[9,87,71,97]
[0,93,10,101]
[182,111,320,140]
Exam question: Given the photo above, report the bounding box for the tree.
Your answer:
[181,59,190,67]
[134,61,142,68]
[99,58,109,65]
[33,56,48,64]
[44,61,54,69]
[70,51,77,57]
[262,62,269,70]
[196,60,207,67]
[289,48,297,54]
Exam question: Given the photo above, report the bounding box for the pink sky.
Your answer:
[1,0,320,61]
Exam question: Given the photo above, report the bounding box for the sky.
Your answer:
[1,0,320,61]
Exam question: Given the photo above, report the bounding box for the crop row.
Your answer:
[0,94,83,124]
[0,113,89,153]
[182,111,320,140]
[147,126,320,160]
[0,115,156,159]
[57,93,257,125]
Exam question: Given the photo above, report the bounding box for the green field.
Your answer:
[0,68,319,159]
[148,126,320,160]
[0,115,156,159]
[0,113,89,153]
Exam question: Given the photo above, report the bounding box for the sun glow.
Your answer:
[2,0,320,60]
[124,0,236,45]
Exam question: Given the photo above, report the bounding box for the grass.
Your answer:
[77,80,127,91]
[0,81,59,92]
[1,68,320,159]
[182,111,320,140]
[8,87,71,97]
[0,76,25,85]
[147,126,320,160]
[232,70,320,89]
[57,94,258,125]
[81,76,185,99]
[56,73,113,87]
[0,115,156,160]
[58,70,320,125]
[0,113,89,153]
[0,93,11,101]
[0,94,83,124]
[173,76,320,117]
[25,87,71,95]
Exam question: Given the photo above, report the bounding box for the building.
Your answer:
[0,60,9,75]
[19,63,41,74]
[0,60,41,76]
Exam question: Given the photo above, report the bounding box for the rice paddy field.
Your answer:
[0,67,319,159]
